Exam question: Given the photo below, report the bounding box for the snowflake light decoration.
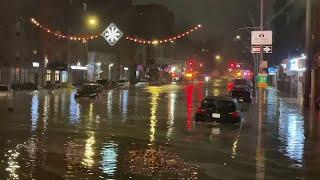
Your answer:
[102,23,123,46]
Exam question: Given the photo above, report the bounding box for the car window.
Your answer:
[202,99,236,112]
[234,79,248,86]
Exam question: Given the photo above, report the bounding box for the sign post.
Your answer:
[257,73,268,88]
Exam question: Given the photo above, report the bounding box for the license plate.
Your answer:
[239,98,244,102]
[212,113,221,118]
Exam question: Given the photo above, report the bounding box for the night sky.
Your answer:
[134,0,272,40]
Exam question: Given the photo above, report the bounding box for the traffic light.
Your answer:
[189,61,193,66]
[229,62,236,68]
[200,63,203,68]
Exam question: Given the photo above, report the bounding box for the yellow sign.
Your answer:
[258,82,267,88]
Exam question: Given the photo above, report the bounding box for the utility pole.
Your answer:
[259,0,264,74]
[305,0,312,107]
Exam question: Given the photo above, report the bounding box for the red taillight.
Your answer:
[197,107,205,113]
[227,83,234,91]
[232,111,240,118]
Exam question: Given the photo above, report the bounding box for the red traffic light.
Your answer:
[189,61,193,66]
[229,62,236,68]
[200,63,203,67]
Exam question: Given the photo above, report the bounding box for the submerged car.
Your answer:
[195,96,244,123]
[231,86,252,103]
[0,84,12,100]
[118,80,130,88]
[75,83,104,98]
[233,78,253,88]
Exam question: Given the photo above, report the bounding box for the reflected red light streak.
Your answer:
[185,84,194,131]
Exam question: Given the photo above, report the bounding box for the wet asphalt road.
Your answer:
[0,79,320,179]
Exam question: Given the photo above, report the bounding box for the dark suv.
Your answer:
[195,96,244,123]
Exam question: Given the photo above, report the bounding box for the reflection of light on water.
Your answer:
[82,132,96,167]
[89,103,94,121]
[212,88,220,96]
[69,92,80,124]
[31,93,39,132]
[147,87,161,143]
[5,148,21,179]
[279,113,305,166]
[231,137,239,158]
[101,142,118,177]
[54,95,59,114]
[121,90,128,122]
[42,96,49,131]
[26,137,37,172]
[61,93,66,113]
[185,84,194,131]
[125,145,199,179]
[107,90,113,118]
[167,92,176,139]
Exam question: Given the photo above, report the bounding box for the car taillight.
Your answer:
[227,83,234,91]
[232,111,240,118]
[197,107,206,113]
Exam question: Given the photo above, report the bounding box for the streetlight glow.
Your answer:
[236,35,241,40]
[86,16,98,29]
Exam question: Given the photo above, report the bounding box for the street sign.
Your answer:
[260,61,268,68]
[251,46,272,54]
[102,23,123,46]
[257,74,268,88]
[251,46,261,54]
[251,31,272,45]
[263,46,272,53]
[268,67,277,75]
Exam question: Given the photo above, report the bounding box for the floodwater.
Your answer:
[0,79,320,179]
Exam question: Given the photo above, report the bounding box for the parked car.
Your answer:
[0,84,12,100]
[135,80,149,88]
[75,83,104,98]
[233,78,253,89]
[195,96,245,123]
[231,86,252,103]
[118,80,130,88]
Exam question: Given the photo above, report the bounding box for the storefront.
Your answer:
[286,55,306,100]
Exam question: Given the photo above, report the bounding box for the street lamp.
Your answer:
[86,15,98,29]
[236,35,241,40]
[215,55,222,63]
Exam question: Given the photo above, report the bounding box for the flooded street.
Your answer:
[0,79,320,179]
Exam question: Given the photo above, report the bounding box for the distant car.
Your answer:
[75,83,104,98]
[195,96,245,123]
[233,79,253,89]
[0,84,12,100]
[118,80,130,88]
[135,80,149,87]
[231,87,252,103]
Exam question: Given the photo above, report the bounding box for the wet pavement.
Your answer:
[0,79,320,179]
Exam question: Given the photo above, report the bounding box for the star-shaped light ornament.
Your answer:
[101,23,123,46]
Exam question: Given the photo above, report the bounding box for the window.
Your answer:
[55,71,60,81]
[46,70,51,81]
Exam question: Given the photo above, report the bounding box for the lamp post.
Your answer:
[85,15,99,82]
[108,63,114,81]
